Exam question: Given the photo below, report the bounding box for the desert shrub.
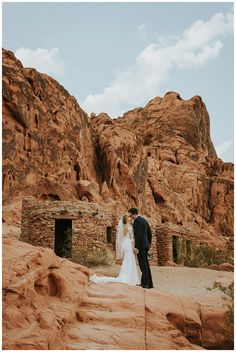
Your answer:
[213,281,234,325]
[92,264,120,277]
[185,245,233,268]
[208,281,234,343]
[71,246,115,267]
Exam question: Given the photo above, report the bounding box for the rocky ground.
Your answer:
[2,238,234,350]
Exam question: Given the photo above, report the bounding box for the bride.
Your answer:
[90,214,141,285]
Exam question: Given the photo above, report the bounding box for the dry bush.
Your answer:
[185,245,233,268]
[71,246,115,267]
[207,281,234,345]
[91,264,120,277]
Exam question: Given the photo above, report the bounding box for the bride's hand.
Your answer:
[133,248,139,254]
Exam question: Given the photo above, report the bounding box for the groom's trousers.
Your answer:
[137,248,154,288]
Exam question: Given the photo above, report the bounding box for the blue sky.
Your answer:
[2,2,234,162]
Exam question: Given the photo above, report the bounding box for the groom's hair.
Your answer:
[128,207,138,215]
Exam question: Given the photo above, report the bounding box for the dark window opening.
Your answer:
[172,235,179,264]
[54,219,72,258]
[106,227,113,243]
[147,151,151,157]
[186,240,192,257]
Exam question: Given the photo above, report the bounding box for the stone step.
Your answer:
[76,308,144,328]
[67,323,145,349]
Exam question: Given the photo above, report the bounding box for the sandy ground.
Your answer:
[92,264,234,307]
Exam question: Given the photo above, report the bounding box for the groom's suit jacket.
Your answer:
[133,216,152,250]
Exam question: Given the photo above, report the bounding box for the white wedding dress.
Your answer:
[90,223,140,286]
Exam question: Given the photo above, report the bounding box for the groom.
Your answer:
[128,208,154,289]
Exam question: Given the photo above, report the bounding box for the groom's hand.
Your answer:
[134,248,139,254]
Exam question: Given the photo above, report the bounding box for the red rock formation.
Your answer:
[2,49,101,204]
[91,92,233,247]
[2,48,234,252]
[207,262,234,272]
[2,238,233,350]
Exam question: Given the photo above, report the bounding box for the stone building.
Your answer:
[20,196,158,264]
[156,223,196,266]
[20,196,116,259]
[20,196,157,264]
[20,197,231,267]
[156,222,231,266]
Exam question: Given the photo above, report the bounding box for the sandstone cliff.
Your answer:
[2,48,234,248]
[90,93,233,241]
[2,49,99,204]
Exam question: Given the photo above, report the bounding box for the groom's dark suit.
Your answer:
[133,216,154,288]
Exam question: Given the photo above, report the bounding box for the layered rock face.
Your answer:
[2,49,100,204]
[3,238,233,350]
[91,93,234,244]
[2,48,234,248]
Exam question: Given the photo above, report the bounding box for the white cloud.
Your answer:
[14,47,65,76]
[216,140,232,158]
[138,23,147,39]
[82,9,233,117]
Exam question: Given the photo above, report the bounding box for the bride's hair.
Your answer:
[122,214,130,236]
[122,214,128,224]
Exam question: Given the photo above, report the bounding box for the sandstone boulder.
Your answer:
[207,262,234,272]
[2,239,233,350]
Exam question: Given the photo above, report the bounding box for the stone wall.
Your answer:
[156,222,231,266]
[156,223,207,266]
[21,196,158,264]
[20,196,116,258]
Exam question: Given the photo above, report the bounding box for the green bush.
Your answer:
[71,246,115,267]
[185,245,233,268]
[208,281,234,343]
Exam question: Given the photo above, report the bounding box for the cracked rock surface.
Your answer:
[3,238,233,350]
